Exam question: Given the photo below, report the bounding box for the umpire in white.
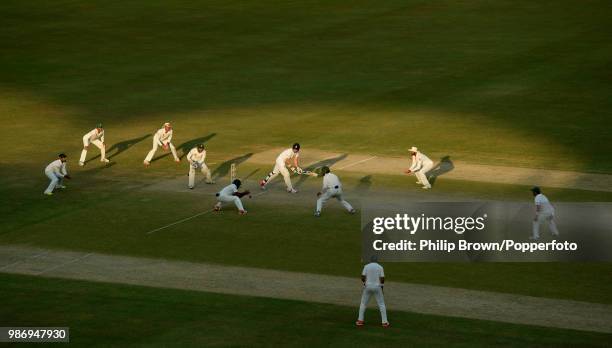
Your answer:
[356,255,389,328]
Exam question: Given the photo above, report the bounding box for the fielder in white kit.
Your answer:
[214,179,250,215]
[144,122,180,166]
[356,256,389,328]
[530,186,560,240]
[79,123,109,166]
[44,153,71,195]
[187,143,214,188]
[260,143,301,193]
[315,166,355,217]
[405,146,434,189]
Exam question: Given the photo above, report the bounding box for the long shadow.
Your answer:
[84,134,150,164]
[177,133,217,159]
[212,153,253,180]
[106,134,150,160]
[355,175,372,193]
[429,155,454,187]
[295,154,348,188]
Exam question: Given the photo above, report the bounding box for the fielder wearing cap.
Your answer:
[79,123,109,166]
[530,186,560,240]
[187,143,214,188]
[44,153,71,195]
[314,166,356,217]
[144,122,180,165]
[356,255,389,328]
[404,146,434,189]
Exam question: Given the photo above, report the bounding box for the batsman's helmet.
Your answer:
[96,122,103,129]
[292,143,300,151]
[530,186,541,195]
[320,166,331,175]
[232,179,241,189]
[197,143,205,150]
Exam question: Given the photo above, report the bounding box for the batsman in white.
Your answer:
[260,143,301,193]
[356,255,389,328]
[187,143,214,188]
[44,153,71,196]
[144,122,180,166]
[530,186,560,240]
[79,123,109,166]
[315,166,356,217]
[404,146,434,189]
[214,179,250,215]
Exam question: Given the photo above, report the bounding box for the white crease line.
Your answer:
[147,191,267,234]
[36,253,93,275]
[336,156,377,170]
[0,250,50,271]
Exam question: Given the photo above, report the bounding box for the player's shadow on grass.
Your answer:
[212,153,253,180]
[152,133,217,162]
[294,154,348,188]
[356,175,372,193]
[84,134,150,164]
[178,133,217,159]
[429,155,454,187]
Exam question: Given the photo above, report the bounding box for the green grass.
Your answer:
[1,0,611,172]
[2,169,611,304]
[2,274,610,347]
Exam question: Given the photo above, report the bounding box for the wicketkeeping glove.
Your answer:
[191,162,201,169]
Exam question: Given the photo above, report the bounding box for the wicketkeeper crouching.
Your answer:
[214,179,250,215]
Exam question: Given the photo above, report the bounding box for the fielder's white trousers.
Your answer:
[358,285,388,323]
[266,161,293,190]
[145,141,178,162]
[415,161,434,188]
[532,212,560,238]
[80,139,106,163]
[216,194,244,211]
[189,163,212,187]
[44,170,63,194]
[316,189,353,212]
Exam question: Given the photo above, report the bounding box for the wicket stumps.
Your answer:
[230,163,236,183]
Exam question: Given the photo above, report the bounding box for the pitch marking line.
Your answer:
[146,191,267,235]
[336,156,377,170]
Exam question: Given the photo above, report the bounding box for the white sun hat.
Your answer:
[409,146,418,152]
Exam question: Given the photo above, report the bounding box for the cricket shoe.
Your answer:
[206,180,215,184]
[188,186,194,190]
[259,180,266,190]
[143,161,150,166]
[287,188,298,194]
[382,322,390,328]
[355,320,364,327]
[101,158,110,163]
[175,159,181,163]
[79,161,85,167]
[529,236,540,241]
[56,185,67,189]
[349,209,356,214]
[213,205,221,212]
[44,192,53,196]
[314,211,321,217]
[422,186,431,190]
[239,210,248,215]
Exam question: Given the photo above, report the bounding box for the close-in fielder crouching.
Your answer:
[315,166,355,217]
[530,186,560,240]
[356,256,389,328]
[214,179,250,215]
[44,153,71,195]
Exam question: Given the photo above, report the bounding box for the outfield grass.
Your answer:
[2,274,610,347]
[1,0,611,172]
[2,169,611,304]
